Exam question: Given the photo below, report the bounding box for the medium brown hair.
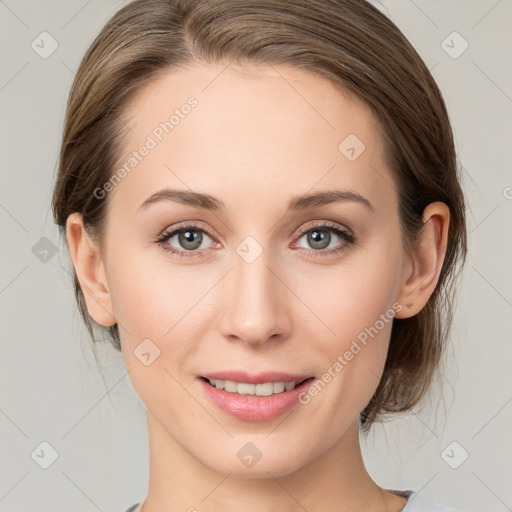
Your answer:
[52,0,467,433]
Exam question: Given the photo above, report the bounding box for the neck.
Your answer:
[140,412,407,512]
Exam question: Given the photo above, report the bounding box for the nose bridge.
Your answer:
[219,240,289,345]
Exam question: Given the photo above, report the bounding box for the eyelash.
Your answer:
[155,221,356,259]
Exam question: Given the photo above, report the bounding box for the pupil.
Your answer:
[180,230,201,249]
[309,230,329,249]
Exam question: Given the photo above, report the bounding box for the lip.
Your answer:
[198,371,316,422]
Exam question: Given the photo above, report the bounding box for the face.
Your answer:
[98,62,409,476]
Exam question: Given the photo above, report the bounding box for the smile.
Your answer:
[204,378,306,396]
[198,372,316,422]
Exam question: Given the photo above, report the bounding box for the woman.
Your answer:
[52,0,467,510]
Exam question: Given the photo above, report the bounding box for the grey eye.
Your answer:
[297,228,344,251]
[166,228,212,251]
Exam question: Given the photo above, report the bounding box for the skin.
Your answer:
[66,62,450,512]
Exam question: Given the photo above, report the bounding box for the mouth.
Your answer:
[200,376,311,396]
[198,372,316,422]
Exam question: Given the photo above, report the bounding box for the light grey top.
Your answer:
[392,489,464,511]
[125,490,464,511]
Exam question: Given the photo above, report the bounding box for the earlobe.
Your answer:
[395,202,450,319]
[66,213,116,327]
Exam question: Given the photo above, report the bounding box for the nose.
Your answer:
[219,246,291,347]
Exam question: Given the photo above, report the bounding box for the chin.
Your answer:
[200,442,312,479]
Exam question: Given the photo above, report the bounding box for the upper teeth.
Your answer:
[207,379,297,396]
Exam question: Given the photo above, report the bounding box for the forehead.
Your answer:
[110,62,395,216]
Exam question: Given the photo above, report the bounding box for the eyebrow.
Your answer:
[137,187,374,213]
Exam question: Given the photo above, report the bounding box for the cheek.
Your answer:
[106,252,204,417]
[303,245,402,350]
[295,242,403,407]
[106,248,216,390]
[106,246,208,341]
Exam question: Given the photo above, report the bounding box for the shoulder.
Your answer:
[392,489,464,512]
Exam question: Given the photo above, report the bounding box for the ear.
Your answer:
[66,212,116,327]
[395,201,450,319]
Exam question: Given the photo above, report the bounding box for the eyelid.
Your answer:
[159,220,218,240]
[159,220,352,242]
[296,220,353,237]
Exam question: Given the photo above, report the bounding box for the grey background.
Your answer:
[1,1,511,511]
